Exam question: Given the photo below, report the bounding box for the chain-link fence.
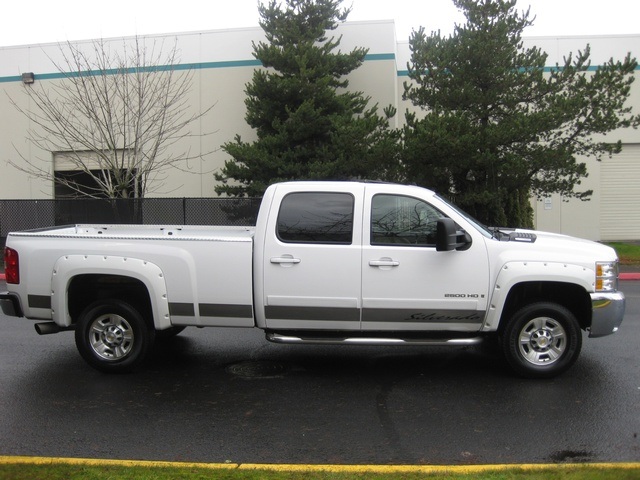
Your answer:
[0,197,261,248]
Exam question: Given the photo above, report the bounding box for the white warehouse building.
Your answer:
[0,21,639,241]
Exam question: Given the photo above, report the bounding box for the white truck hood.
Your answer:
[489,228,619,266]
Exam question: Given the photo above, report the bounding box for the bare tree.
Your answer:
[10,36,214,198]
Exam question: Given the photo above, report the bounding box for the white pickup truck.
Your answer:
[1,181,625,378]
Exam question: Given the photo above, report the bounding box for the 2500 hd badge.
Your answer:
[445,293,485,298]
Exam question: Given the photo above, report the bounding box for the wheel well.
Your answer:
[499,281,591,332]
[67,274,153,326]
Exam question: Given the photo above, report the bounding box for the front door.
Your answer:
[361,186,490,332]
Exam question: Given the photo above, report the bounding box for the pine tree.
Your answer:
[215,0,396,197]
[402,0,639,227]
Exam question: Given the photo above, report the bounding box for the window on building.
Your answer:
[53,151,138,199]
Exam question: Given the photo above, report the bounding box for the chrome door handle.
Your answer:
[270,256,301,264]
[369,259,399,267]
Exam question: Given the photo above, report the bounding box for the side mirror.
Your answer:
[436,218,471,251]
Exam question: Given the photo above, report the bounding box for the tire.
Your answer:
[502,302,582,379]
[75,300,154,373]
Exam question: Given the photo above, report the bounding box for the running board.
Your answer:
[266,332,484,347]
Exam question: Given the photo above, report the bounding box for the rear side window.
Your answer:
[277,192,354,244]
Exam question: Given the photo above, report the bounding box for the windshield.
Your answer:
[435,195,494,239]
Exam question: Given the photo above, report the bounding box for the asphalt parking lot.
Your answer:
[0,278,639,465]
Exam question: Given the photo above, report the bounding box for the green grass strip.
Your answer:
[1,456,639,480]
[606,242,640,265]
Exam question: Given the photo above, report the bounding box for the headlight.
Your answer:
[596,261,619,292]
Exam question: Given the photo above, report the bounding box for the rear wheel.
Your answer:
[502,302,582,378]
[75,300,154,373]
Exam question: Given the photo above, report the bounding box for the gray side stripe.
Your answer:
[28,295,51,309]
[169,303,195,316]
[264,306,484,324]
[265,306,360,322]
[199,304,253,318]
[169,303,253,318]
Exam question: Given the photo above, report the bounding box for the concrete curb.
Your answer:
[0,455,639,474]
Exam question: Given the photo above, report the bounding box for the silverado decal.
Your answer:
[408,312,483,322]
[363,308,485,324]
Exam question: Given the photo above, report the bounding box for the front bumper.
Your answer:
[589,291,625,337]
[0,291,23,317]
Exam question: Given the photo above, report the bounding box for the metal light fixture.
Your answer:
[21,72,35,84]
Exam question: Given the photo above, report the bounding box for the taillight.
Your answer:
[3,247,19,284]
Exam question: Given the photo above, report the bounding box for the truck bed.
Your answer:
[6,224,256,328]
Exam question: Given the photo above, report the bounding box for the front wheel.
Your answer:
[75,300,154,373]
[502,302,582,379]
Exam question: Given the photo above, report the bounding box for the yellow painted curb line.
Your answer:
[1,456,639,474]
[0,456,237,470]
[239,462,640,474]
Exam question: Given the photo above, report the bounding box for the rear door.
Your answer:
[261,184,364,331]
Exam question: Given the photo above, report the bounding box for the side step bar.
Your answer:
[266,332,484,347]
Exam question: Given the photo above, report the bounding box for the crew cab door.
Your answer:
[261,184,364,330]
[361,186,490,331]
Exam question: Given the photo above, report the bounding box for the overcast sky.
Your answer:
[1,0,638,48]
